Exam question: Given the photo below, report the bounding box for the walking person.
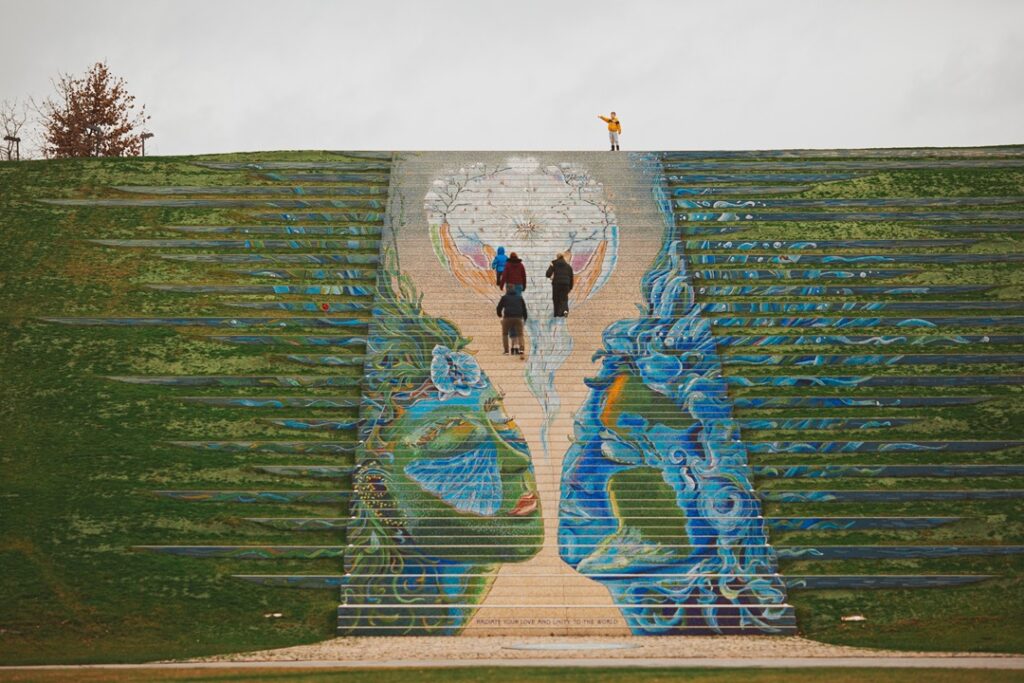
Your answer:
[502,251,527,294]
[598,112,622,151]
[496,288,528,357]
[491,245,508,287]
[546,253,574,317]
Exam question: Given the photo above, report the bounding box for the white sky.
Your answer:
[2,0,1022,154]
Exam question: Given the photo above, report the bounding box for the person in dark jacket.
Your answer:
[502,252,527,294]
[545,253,574,317]
[496,289,528,356]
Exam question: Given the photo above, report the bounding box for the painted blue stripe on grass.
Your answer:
[752,464,1024,478]
[734,396,991,409]
[727,375,1024,387]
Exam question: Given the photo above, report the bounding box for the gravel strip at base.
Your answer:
[189,636,1019,663]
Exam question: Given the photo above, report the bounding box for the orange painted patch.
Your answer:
[600,374,630,430]
[571,239,609,305]
[439,221,498,299]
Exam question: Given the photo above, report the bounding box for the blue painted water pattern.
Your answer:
[45,317,369,327]
[776,545,1024,559]
[783,575,993,589]
[684,225,1019,236]
[698,285,994,296]
[692,269,920,280]
[222,302,374,312]
[159,254,380,264]
[138,545,347,558]
[692,253,1024,265]
[283,355,367,367]
[155,490,349,504]
[110,375,361,387]
[116,185,385,196]
[204,335,366,347]
[557,155,791,635]
[49,198,385,210]
[710,316,1024,328]
[263,173,389,183]
[254,465,353,478]
[180,396,359,408]
[263,418,361,431]
[668,173,860,183]
[676,197,1024,209]
[702,302,1024,313]
[257,212,383,222]
[724,353,1024,367]
[736,417,917,430]
[746,441,1022,454]
[168,225,382,236]
[752,464,1024,478]
[765,516,959,531]
[671,186,811,196]
[727,375,1024,388]
[92,238,379,250]
[663,159,1024,170]
[231,269,379,279]
[715,335,1024,347]
[198,160,390,170]
[678,211,1024,223]
[149,284,373,295]
[168,441,357,454]
[688,239,978,250]
[661,147,1024,160]
[733,396,991,409]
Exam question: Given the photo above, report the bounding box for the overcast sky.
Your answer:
[2,0,1022,155]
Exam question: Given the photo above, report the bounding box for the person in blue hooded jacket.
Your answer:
[491,246,508,287]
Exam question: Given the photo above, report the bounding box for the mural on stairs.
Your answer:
[425,157,619,457]
[557,160,792,634]
[342,250,542,634]
[358,152,789,634]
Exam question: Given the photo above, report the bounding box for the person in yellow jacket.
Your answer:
[598,112,622,151]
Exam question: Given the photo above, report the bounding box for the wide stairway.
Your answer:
[41,147,1024,638]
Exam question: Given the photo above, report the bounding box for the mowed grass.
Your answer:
[1,667,1023,683]
[0,155,358,664]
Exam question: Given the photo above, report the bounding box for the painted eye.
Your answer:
[487,408,513,425]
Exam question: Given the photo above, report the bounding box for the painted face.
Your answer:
[381,346,542,563]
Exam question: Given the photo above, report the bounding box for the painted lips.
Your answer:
[509,491,539,516]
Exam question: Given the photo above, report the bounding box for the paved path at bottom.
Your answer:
[183,635,1023,665]
[5,636,1023,671]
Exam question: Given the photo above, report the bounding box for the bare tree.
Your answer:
[39,61,150,158]
[1,99,27,161]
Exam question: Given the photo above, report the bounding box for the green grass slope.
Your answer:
[0,154,365,664]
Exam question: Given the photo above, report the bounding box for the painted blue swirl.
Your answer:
[557,155,791,635]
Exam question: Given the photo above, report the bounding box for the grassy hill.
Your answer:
[1,150,1022,663]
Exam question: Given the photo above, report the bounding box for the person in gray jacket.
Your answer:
[496,289,528,357]
[545,253,574,317]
